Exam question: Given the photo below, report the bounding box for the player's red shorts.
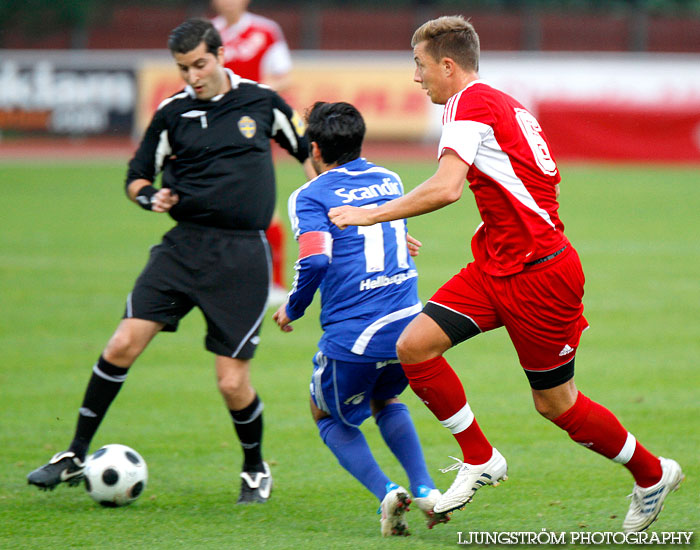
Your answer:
[424,245,589,383]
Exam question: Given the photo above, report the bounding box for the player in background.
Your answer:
[27,18,316,505]
[273,101,447,537]
[329,16,683,533]
[212,0,292,91]
[212,0,293,305]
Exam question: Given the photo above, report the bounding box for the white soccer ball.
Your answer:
[84,444,148,507]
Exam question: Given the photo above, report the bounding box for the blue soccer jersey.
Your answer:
[286,157,421,362]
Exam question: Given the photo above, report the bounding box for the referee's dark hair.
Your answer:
[306,102,365,166]
[168,18,222,56]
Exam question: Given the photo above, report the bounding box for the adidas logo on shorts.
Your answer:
[559,344,574,356]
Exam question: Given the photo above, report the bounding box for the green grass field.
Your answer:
[1,158,698,549]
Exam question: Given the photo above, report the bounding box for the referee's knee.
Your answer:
[103,333,139,367]
[102,326,146,367]
[217,373,254,404]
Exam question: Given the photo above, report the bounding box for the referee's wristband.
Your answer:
[135,185,157,210]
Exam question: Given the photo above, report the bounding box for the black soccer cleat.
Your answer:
[236,461,272,504]
[27,451,85,490]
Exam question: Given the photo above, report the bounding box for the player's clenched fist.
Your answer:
[272,303,293,332]
[151,188,179,213]
[328,205,376,229]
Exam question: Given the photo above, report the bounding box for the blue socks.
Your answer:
[316,402,436,502]
[375,402,435,497]
[317,416,390,501]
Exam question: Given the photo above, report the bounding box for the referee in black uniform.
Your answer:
[27,18,316,504]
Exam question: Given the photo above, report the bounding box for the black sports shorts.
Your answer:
[125,222,271,359]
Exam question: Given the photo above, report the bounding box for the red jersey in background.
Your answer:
[212,12,292,82]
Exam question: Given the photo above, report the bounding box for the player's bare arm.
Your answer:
[329,150,468,229]
[126,178,179,213]
[126,178,153,201]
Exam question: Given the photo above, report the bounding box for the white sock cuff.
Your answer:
[232,399,264,425]
[612,432,636,464]
[93,363,128,383]
[439,403,475,434]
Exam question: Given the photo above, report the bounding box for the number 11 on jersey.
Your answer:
[357,204,409,273]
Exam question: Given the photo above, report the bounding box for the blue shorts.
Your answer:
[310,351,409,428]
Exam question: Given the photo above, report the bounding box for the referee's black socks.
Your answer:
[69,355,128,461]
[229,394,265,473]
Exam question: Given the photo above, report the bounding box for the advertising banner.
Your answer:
[284,58,430,140]
[0,56,137,137]
[136,61,183,135]
[135,56,430,141]
[478,52,700,162]
[2,50,699,162]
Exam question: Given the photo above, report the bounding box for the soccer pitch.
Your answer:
[1,159,698,549]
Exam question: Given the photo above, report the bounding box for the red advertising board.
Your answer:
[539,102,700,162]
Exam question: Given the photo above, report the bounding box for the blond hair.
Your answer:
[411,15,480,72]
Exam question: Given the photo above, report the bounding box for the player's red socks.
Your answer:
[265,220,286,287]
[402,356,463,419]
[552,391,662,487]
[402,356,493,464]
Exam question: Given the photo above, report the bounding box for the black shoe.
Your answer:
[236,461,272,504]
[27,451,85,490]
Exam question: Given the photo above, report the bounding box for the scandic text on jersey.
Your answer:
[334,178,402,204]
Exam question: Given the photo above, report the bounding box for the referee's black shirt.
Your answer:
[127,70,310,230]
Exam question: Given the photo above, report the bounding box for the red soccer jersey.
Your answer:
[212,12,292,82]
[439,80,567,276]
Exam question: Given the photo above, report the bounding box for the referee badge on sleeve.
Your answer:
[238,116,257,138]
[291,111,306,136]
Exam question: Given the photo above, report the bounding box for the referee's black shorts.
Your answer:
[124,222,271,359]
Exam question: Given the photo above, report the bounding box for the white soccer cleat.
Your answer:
[434,448,508,514]
[379,484,411,537]
[413,486,451,529]
[623,457,684,533]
